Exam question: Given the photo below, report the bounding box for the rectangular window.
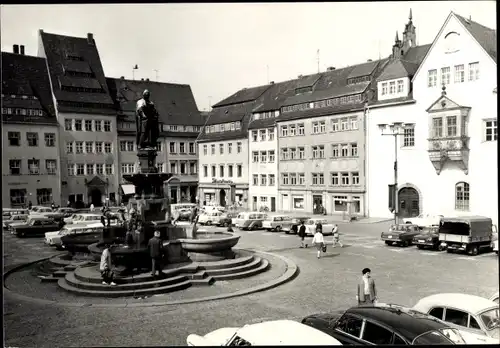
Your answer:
[46,160,57,175]
[96,164,104,175]
[397,80,404,93]
[403,127,415,147]
[298,173,305,185]
[485,120,498,141]
[66,142,74,154]
[76,164,85,175]
[381,82,388,95]
[468,62,479,81]
[203,145,208,155]
[104,142,112,153]
[85,120,92,131]
[210,144,215,155]
[319,121,326,133]
[75,141,83,154]
[319,173,324,185]
[190,162,197,174]
[341,118,349,131]
[203,165,208,177]
[86,164,94,175]
[104,120,111,132]
[447,116,457,137]
[332,144,340,158]
[180,142,186,153]
[432,118,443,138]
[8,132,20,146]
[289,125,296,136]
[211,165,216,177]
[441,67,451,85]
[218,143,223,155]
[282,173,289,185]
[10,188,27,207]
[156,142,162,152]
[67,163,75,176]
[260,151,267,162]
[44,133,55,147]
[83,141,92,154]
[237,164,242,177]
[318,145,325,158]
[9,159,21,175]
[331,119,339,132]
[74,119,82,131]
[455,183,470,211]
[36,188,52,205]
[181,163,187,175]
[120,141,127,151]
[94,120,102,132]
[312,122,319,134]
[28,159,40,175]
[269,174,275,186]
[281,126,288,137]
[252,130,258,141]
[269,150,275,162]
[170,142,176,153]
[331,172,339,185]
[389,81,396,94]
[170,162,176,174]
[219,165,224,177]
[261,174,267,186]
[312,173,318,185]
[352,172,360,185]
[290,173,297,185]
[105,164,113,175]
[350,117,358,130]
[297,124,305,135]
[252,174,259,186]
[228,143,232,154]
[289,148,296,160]
[237,142,242,153]
[341,172,350,185]
[95,142,103,153]
[259,129,266,141]
[228,165,233,177]
[454,64,464,83]
[126,141,134,151]
[253,151,259,162]
[65,119,73,131]
[27,132,38,146]
[341,144,349,157]
[268,128,275,140]
[281,148,288,160]
[350,143,358,157]
[298,147,305,159]
[427,69,437,87]
[312,146,319,159]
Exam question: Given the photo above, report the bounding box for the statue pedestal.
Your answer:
[137,148,158,174]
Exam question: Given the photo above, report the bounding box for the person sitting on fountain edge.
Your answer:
[100,243,116,286]
[148,230,165,278]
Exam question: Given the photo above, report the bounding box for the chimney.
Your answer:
[298,74,303,78]
[141,78,144,81]
[13,45,19,54]
[270,81,274,84]
[367,59,372,62]
[146,78,150,82]
[20,45,25,55]
[87,33,94,45]
[120,76,125,79]
[327,67,336,71]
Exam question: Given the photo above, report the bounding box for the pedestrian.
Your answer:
[312,228,325,259]
[125,227,135,247]
[332,224,343,248]
[28,201,33,210]
[298,220,307,248]
[51,201,56,211]
[190,206,198,224]
[100,244,116,286]
[90,203,95,212]
[148,230,165,278]
[357,268,377,306]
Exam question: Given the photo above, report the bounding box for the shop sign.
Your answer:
[212,178,234,184]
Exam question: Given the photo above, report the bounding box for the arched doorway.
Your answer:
[90,189,102,207]
[219,189,226,207]
[398,187,420,218]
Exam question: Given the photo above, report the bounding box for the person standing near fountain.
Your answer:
[148,230,165,278]
[100,244,116,286]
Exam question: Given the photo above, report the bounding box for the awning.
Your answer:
[121,184,135,195]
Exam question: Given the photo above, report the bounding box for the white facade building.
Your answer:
[248,120,278,212]
[366,12,497,224]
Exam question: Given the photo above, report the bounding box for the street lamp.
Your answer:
[377,122,411,224]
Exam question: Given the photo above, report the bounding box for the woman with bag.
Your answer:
[312,228,326,259]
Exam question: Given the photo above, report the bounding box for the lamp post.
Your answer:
[377,122,409,225]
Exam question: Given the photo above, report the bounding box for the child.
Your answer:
[312,228,325,259]
[332,224,343,248]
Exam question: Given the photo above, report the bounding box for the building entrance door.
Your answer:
[270,197,276,212]
[313,195,323,214]
[90,189,102,207]
[219,189,226,207]
[398,187,420,218]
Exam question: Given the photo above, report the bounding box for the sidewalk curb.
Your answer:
[3,249,299,308]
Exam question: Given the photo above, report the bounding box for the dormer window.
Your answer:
[347,75,370,85]
[295,86,313,94]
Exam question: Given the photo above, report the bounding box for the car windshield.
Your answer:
[480,308,500,331]
[59,228,70,235]
[439,328,466,344]
[412,330,454,345]
[390,225,408,231]
[306,220,316,225]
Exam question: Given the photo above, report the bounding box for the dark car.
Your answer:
[55,207,77,218]
[283,216,310,234]
[301,304,465,345]
[178,209,193,221]
[413,226,441,250]
[11,217,61,237]
[218,213,237,227]
[381,224,421,247]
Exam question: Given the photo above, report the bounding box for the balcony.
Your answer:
[427,136,469,175]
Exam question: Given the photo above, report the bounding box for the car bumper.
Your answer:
[381,235,403,242]
[262,223,273,229]
[412,239,435,246]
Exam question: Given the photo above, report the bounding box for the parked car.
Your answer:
[45,223,103,250]
[439,216,496,255]
[3,214,29,229]
[489,292,499,304]
[492,240,498,255]
[29,206,54,216]
[55,207,77,218]
[3,208,29,218]
[282,216,310,234]
[233,212,268,231]
[301,303,465,345]
[413,293,500,344]
[198,211,224,226]
[381,224,421,247]
[186,320,342,346]
[262,215,292,232]
[177,208,193,221]
[304,218,335,236]
[218,213,237,227]
[61,226,120,253]
[412,226,441,250]
[10,217,61,237]
[403,213,444,227]
[64,213,103,225]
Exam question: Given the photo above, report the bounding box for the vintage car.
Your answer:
[61,225,124,253]
[262,215,292,232]
[413,293,500,344]
[304,218,336,236]
[489,292,499,304]
[177,208,193,221]
[29,206,54,216]
[64,213,103,225]
[217,213,237,227]
[186,319,342,346]
[45,223,103,249]
[3,208,29,218]
[403,213,444,227]
[198,211,224,225]
[54,207,77,218]
[412,226,441,250]
[282,216,310,234]
[3,214,29,229]
[381,224,421,247]
[301,303,465,345]
[232,212,268,231]
[10,217,61,237]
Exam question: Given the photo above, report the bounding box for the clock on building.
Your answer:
[444,31,460,54]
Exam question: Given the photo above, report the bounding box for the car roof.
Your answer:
[78,213,101,217]
[441,215,491,223]
[237,320,341,345]
[414,293,498,315]
[346,304,450,341]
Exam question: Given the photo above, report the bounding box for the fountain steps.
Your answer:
[201,256,263,276]
[209,258,270,281]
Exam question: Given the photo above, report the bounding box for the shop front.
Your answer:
[198,178,248,208]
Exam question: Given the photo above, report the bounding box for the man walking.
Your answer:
[148,230,164,278]
[357,268,377,305]
[100,244,116,286]
[298,220,307,248]
[332,224,343,248]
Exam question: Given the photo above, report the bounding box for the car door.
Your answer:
[331,314,365,345]
[443,307,486,338]
[359,320,396,345]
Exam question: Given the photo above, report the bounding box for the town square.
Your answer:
[2,2,498,347]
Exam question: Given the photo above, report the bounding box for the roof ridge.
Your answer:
[1,51,45,60]
[107,76,189,87]
[454,12,496,33]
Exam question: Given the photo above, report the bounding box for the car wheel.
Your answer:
[276,226,281,232]
[206,221,211,226]
[468,245,479,256]
[285,230,289,234]
[385,241,391,245]
[446,248,453,253]
[417,245,424,250]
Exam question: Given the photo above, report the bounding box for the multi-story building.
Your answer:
[366,12,497,224]
[107,77,204,204]
[197,85,271,207]
[2,47,62,207]
[38,30,119,207]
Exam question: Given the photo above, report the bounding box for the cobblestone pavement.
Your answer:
[4,223,499,347]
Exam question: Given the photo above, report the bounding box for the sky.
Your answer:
[1,2,496,111]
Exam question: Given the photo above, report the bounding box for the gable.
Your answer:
[426,93,468,113]
[413,12,497,83]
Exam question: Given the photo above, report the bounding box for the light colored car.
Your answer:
[3,214,29,228]
[29,206,54,216]
[45,223,103,249]
[489,292,499,304]
[233,212,268,231]
[262,215,292,232]
[198,211,224,226]
[403,213,443,227]
[186,319,342,346]
[304,218,335,236]
[64,213,102,225]
[413,293,500,344]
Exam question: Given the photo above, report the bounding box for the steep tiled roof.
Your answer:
[377,59,419,81]
[39,30,115,114]
[248,117,277,130]
[252,79,303,113]
[212,85,271,107]
[455,13,497,63]
[402,44,431,64]
[1,52,57,125]
[347,60,380,78]
[295,73,322,88]
[277,103,366,123]
[106,77,203,126]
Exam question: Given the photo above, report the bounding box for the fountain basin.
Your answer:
[179,232,240,262]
